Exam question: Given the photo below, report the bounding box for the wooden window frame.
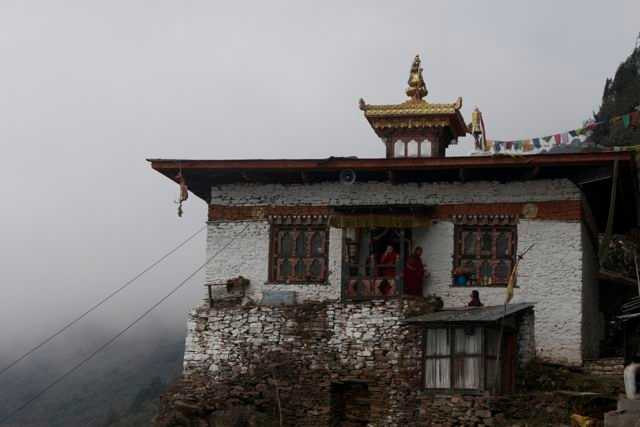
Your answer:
[422,325,506,394]
[453,224,517,287]
[269,223,329,284]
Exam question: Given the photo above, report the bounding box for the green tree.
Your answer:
[592,46,640,147]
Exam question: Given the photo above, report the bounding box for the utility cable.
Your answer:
[0,223,248,425]
[0,225,207,378]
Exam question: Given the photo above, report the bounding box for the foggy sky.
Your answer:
[0,0,638,369]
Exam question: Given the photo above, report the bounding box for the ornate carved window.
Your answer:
[269,217,329,284]
[453,216,517,286]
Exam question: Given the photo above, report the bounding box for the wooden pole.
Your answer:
[493,244,534,392]
[599,159,619,265]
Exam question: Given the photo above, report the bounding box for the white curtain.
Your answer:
[455,327,481,354]
[425,329,450,388]
[453,328,481,389]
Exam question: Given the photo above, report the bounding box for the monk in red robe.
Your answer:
[404,246,429,296]
[379,245,399,278]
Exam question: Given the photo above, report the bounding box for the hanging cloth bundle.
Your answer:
[175,166,189,217]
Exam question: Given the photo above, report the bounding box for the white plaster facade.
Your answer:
[204,179,599,366]
[205,221,342,302]
[416,220,586,366]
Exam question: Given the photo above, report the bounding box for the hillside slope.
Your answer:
[593,46,640,147]
[0,330,184,427]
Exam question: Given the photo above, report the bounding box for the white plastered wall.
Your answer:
[415,220,586,366]
[205,220,342,302]
[205,179,592,365]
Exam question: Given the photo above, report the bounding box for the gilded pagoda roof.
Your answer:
[360,55,468,137]
[360,97,463,117]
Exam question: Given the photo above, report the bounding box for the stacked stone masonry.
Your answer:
[176,299,535,426]
[583,358,625,378]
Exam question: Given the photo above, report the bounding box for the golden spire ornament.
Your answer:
[405,54,428,101]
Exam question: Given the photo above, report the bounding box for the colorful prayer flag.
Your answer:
[561,133,569,144]
[554,134,562,145]
[569,130,577,137]
[523,139,533,152]
[623,114,631,128]
[533,138,541,148]
[543,135,553,142]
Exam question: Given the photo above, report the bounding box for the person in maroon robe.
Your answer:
[404,246,429,296]
[379,245,399,278]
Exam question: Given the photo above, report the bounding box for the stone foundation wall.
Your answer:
[583,357,625,378]
[181,298,436,426]
[417,394,498,427]
[165,298,538,427]
[517,309,536,367]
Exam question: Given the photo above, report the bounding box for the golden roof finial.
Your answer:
[406,54,428,101]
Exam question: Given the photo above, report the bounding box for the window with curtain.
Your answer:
[424,326,501,392]
[453,224,517,286]
[424,328,451,389]
[269,224,329,283]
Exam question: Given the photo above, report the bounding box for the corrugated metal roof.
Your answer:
[403,302,534,324]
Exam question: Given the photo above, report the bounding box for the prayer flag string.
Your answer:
[484,108,640,154]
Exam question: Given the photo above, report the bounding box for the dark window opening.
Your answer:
[343,228,413,299]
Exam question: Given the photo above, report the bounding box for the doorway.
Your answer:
[330,381,371,427]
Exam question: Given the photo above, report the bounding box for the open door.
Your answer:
[501,332,517,393]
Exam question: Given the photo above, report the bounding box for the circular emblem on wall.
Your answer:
[522,203,538,219]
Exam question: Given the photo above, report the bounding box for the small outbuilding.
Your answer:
[405,303,535,395]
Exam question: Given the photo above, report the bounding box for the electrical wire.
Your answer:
[0,225,207,379]
[0,223,248,425]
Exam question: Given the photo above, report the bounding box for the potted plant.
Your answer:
[226,276,250,295]
[452,266,472,286]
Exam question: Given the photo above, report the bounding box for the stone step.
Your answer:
[583,358,625,377]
